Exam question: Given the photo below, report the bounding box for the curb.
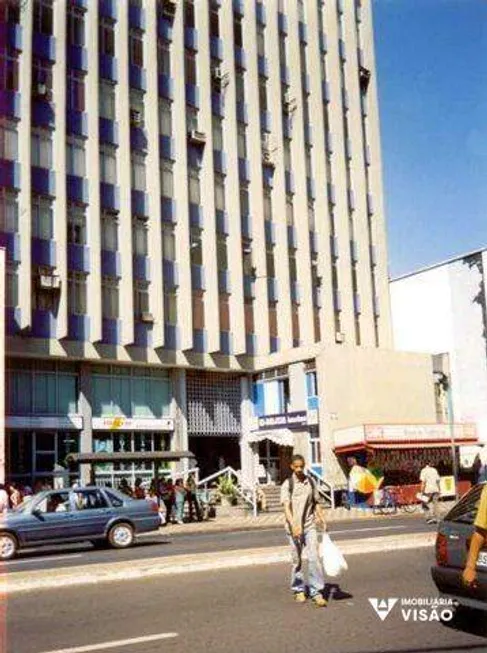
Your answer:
[0,532,436,595]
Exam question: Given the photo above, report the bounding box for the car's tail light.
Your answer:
[436,532,448,566]
[150,502,160,513]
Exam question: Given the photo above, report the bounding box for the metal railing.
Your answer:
[197,466,258,517]
[307,467,335,509]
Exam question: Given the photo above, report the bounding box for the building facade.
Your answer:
[0,0,435,489]
[391,248,487,452]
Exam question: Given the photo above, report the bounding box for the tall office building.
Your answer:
[0,0,435,489]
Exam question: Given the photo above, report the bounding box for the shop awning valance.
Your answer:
[246,429,295,448]
[66,451,195,465]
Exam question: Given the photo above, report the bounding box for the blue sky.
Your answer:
[372,0,487,278]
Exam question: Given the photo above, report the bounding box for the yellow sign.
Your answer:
[439,476,455,497]
[109,417,125,430]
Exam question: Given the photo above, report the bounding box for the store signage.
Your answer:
[365,424,477,443]
[7,416,83,430]
[258,411,308,430]
[92,417,174,432]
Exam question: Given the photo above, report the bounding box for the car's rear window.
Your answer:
[446,484,485,525]
[104,489,126,507]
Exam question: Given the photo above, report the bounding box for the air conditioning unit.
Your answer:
[38,274,61,290]
[335,331,345,344]
[188,130,207,146]
[130,109,142,126]
[140,311,154,324]
[161,0,177,18]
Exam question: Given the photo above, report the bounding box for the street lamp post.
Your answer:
[444,375,459,501]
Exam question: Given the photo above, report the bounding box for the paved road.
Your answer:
[2,515,436,575]
[5,547,486,653]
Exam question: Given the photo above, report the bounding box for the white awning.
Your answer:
[246,429,295,447]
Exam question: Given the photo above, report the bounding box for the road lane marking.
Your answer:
[6,554,84,566]
[38,632,179,653]
[332,525,406,535]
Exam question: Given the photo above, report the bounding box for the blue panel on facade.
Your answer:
[133,255,151,282]
[191,264,205,290]
[6,307,21,335]
[0,23,22,51]
[263,167,274,189]
[184,27,198,50]
[267,278,278,302]
[304,124,313,145]
[326,132,334,155]
[68,45,88,72]
[130,126,148,152]
[99,54,118,82]
[32,309,57,339]
[68,243,90,273]
[260,111,271,133]
[265,220,275,244]
[134,322,153,348]
[99,0,117,20]
[163,259,178,289]
[68,314,90,341]
[339,38,346,61]
[130,65,147,91]
[0,160,20,191]
[320,32,328,53]
[33,33,56,61]
[158,17,173,41]
[160,135,175,160]
[32,238,57,267]
[283,117,292,139]
[67,175,89,204]
[299,21,308,43]
[291,282,300,304]
[308,396,319,411]
[235,47,246,70]
[187,145,203,170]
[323,80,331,103]
[258,56,268,78]
[219,331,233,355]
[253,382,265,416]
[32,99,55,127]
[241,214,251,240]
[246,334,258,356]
[102,318,122,345]
[218,270,231,294]
[158,74,174,99]
[330,235,339,259]
[288,225,297,250]
[132,190,149,218]
[233,0,244,14]
[99,117,119,146]
[72,0,88,8]
[333,290,342,312]
[129,4,146,30]
[161,197,177,224]
[189,203,204,229]
[0,90,21,120]
[185,83,199,108]
[309,230,318,255]
[285,170,294,194]
[32,167,55,196]
[307,177,315,200]
[210,37,223,60]
[236,101,248,124]
[244,275,255,299]
[216,210,229,235]
[0,231,20,263]
[328,182,336,205]
[256,1,266,24]
[100,183,120,211]
[270,337,280,353]
[213,149,226,174]
[164,324,180,350]
[238,158,250,182]
[278,12,288,34]
[281,66,290,85]
[193,329,207,353]
[101,249,121,277]
[211,93,224,117]
[67,110,88,137]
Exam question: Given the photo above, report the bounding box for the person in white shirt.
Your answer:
[477,445,487,484]
[0,484,9,514]
[419,462,441,524]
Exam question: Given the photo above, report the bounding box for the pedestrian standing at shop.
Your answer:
[347,457,365,509]
[159,478,175,522]
[419,461,441,524]
[174,479,186,524]
[281,454,328,607]
[185,473,202,522]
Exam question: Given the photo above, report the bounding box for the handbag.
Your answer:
[320,533,348,578]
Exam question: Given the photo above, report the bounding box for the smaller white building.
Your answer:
[390,247,487,445]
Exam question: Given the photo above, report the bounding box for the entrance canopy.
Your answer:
[66,451,195,465]
[333,424,477,454]
[245,429,294,448]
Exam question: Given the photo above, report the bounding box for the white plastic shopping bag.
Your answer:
[320,533,348,578]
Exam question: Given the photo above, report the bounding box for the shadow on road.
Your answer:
[324,583,353,601]
[441,606,487,639]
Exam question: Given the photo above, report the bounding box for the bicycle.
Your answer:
[372,486,420,515]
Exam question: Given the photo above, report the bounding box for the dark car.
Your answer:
[431,482,487,612]
[0,486,161,561]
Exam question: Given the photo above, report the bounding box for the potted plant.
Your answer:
[216,476,238,507]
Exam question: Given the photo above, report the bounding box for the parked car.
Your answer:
[431,482,487,612]
[0,486,161,561]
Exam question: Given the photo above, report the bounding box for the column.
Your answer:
[79,363,93,485]
[172,368,188,476]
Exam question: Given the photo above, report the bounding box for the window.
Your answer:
[134,281,150,315]
[234,16,243,48]
[240,186,249,215]
[289,254,297,280]
[259,79,267,112]
[131,155,146,191]
[67,206,86,245]
[286,199,294,226]
[159,100,172,136]
[67,70,85,112]
[6,265,18,307]
[160,162,173,198]
[100,147,117,184]
[67,139,86,177]
[129,30,144,67]
[214,174,225,211]
[188,169,200,204]
[0,51,19,91]
[157,40,171,75]
[32,58,53,92]
[190,230,202,266]
[0,191,18,232]
[264,190,272,221]
[99,18,115,56]
[310,430,321,466]
[0,1,20,24]
[210,7,220,38]
[68,272,87,315]
[162,225,176,260]
[212,118,223,151]
[130,90,145,125]
[184,0,195,29]
[266,248,275,278]
[283,139,291,170]
[306,371,318,397]
[217,235,227,270]
[185,50,197,84]
[33,284,57,312]
[132,218,148,256]
[99,82,116,120]
[279,37,287,70]
[67,6,85,47]
[164,292,177,324]
[235,72,245,102]
[257,25,265,57]
[101,213,118,251]
[102,277,119,319]
[74,489,108,510]
[0,125,17,160]
[32,196,53,239]
[186,106,198,132]
[31,131,52,168]
[33,0,53,36]
[237,124,247,158]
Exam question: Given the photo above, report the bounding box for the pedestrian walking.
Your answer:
[159,478,175,521]
[119,478,133,497]
[419,461,441,524]
[174,479,186,524]
[133,478,145,500]
[462,482,487,587]
[346,457,365,508]
[281,454,327,607]
[185,473,202,522]
[7,483,21,509]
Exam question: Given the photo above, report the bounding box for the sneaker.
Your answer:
[426,518,438,524]
[294,592,306,603]
[312,595,328,608]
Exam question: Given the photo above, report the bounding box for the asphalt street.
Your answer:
[5,547,486,653]
[1,515,436,574]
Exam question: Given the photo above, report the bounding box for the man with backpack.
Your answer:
[280,454,327,607]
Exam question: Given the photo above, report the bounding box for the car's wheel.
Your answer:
[0,533,18,561]
[107,523,134,549]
